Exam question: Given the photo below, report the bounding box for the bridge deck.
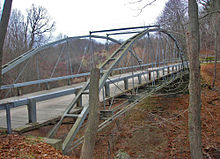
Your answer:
[0,84,82,129]
[0,66,177,130]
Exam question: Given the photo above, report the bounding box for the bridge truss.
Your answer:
[1,25,188,153]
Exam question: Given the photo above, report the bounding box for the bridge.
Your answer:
[0,25,188,153]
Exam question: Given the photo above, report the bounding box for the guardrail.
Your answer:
[0,62,186,133]
[200,59,220,63]
[1,59,181,90]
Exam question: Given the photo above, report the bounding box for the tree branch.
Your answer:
[199,9,220,20]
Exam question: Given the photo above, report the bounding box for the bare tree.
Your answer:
[212,0,219,88]
[157,0,188,52]
[4,9,27,58]
[199,0,215,55]
[26,4,55,49]
[157,0,187,33]
[187,0,203,158]
[2,4,56,63]
[198,0,219,88]
[0,0,13,86]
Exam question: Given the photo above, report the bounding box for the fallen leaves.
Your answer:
[0,134,71,159]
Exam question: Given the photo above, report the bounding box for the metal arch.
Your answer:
[2,27,185,75]
[158,29,185,65]
[2,35,121,75]
[129,28,186,69]
[140,28,185,62]
[47,27,187,153]
[98,28,186,93]
[159,29,182,52]
[0,27,187,92]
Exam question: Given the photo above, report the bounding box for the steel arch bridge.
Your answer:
[0,25,188,153]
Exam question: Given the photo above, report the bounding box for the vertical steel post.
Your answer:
[156,70,159,78]
[17,88,22,96]
[104,83,110,97]
[6,105,12,134]
[138,74,142,84]
[36,56,41,89]
[75,89,82,107]
[46,82,50,90]
[124,78,128,90]
[27,98,37,123]
[67,79,71,85]
[131,67,135,93]
[102,87,106,110]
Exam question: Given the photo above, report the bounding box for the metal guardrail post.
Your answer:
[124,78,128,90]
[138,75,142,84]
[27,99,37,123]
[104,83,110,97]
[187,62,190,69]
[168,67,170,74]
[84,76,88,82]
[6,105,12,134]
[149,71,151,80]
[46,82,50,90]
[156,70,159,78]
[67,79,71,85]
[75,89,82,107]
[17,88,22,96]
[162,68,165,75]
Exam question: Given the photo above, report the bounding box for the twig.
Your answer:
[135,0,157,16]
[149,109,188,129]
[199,9,220,21]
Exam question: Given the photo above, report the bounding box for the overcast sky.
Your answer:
[3,0,168,37]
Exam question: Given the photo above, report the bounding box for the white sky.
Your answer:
[7,0,168,37]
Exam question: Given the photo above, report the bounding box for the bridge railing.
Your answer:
[0,62,187,134]
[0,59,182,91]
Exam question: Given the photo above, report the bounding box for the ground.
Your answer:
[0,135,71,159]
[0,63,219,158]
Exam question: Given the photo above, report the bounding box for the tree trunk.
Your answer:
[212,0,220,88]
[29,30,35,49]
[80,68,100,159]
[187,0,203,158]
[0,0,13,86]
